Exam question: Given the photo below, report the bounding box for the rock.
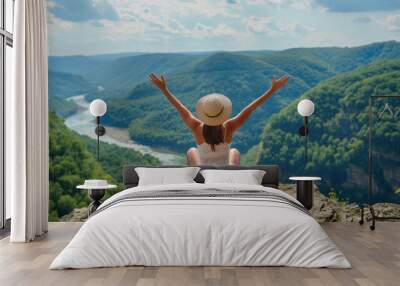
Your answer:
[61,207,88,222]
[279,184,400,223]
[61,185,400,223]
[372,203,400,220]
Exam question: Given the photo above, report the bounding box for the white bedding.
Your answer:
[50,183,351,269]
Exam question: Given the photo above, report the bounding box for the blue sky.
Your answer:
[47,0,400,56]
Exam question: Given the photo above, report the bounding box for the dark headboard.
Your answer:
[123,165,280,189]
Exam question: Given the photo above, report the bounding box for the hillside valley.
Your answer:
[48,41,400,204]
[255,60,400,204]
[78,41,400,153]
[49,112,159,221]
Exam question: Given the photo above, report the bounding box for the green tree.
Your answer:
[49,112,160,220]
[256,60,400,204]
[49,112,112,220]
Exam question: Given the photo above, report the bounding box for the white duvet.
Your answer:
[50,183,351,269]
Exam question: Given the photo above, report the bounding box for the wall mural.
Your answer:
[47,0,400,221]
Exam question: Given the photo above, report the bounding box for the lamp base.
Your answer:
[88,189,106,216]
[296,180,313,210]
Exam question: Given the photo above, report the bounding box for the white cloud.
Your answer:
[86,0,242,42]
[214,23,237,36]
[382,14,400,31]
[243,16,278,35]
[248,0,313,10]
[98,16,238,43]
[49,0,119,22]
[47,0,398,55]
[110,0,240,20]
[243,16,314,37]
[289,0,313,10]
[47,12,74,30]
[84,1,242,41]
[248,0,283,5]
[284,23,315,35]
[191,23,237,38]
[98,20,147,42]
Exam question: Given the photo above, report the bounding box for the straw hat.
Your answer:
[196,93,232,126]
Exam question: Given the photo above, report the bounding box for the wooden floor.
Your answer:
[0,222,399,286]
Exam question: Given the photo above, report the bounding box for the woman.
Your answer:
[149,73,289,166]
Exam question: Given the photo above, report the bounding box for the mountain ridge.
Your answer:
[255,60,400,203]
[91,41,400,153]
[50,41,400,155]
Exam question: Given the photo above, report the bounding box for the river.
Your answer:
[65,95,183,165]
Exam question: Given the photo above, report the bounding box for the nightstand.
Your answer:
[289,177,321,210]
[77,180,117,216]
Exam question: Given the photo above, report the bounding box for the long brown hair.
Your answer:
[202,124,224,152]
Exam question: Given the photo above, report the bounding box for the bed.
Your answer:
[50,165,351,269]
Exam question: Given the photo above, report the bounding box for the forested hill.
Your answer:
[268,40,400,75]
[87,41,400,153]
[91,52,309,152]
[49,112,159,221]
[48,71,95,118]
[48,95,78,118]
[255,60,400,204]
[49,41,400,154]
[50,41,400,91]
[49,112,112,220]
[49,71,94,98]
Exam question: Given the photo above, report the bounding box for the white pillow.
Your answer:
[135,167,200,186]
[200,169,266,185]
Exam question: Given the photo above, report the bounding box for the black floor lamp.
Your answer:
[89,99,107,161]
[297,99,315,168]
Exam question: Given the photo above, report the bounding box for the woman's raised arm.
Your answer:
[149,73,201,131]
[225,75,289,133]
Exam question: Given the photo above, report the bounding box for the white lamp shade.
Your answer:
[297,99,315,117]
[90,99,107,117]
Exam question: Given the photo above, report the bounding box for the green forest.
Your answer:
[49,71,94,98]
[48,112,159,221]
[254,60,400,203]
[47,41,400,219]
[48,95,78,117]
[84,41,400,153]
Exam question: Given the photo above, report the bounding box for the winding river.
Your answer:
[65,95,183,165]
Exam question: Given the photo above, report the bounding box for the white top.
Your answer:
[289,177,321,181]
[197,143,230,166]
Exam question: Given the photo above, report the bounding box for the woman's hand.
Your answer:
[271,75,289,92]
[149,73,202,131]
[224,74,289,134]
[149,73,167,91]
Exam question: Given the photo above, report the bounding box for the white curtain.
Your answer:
[7,0,49,242]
